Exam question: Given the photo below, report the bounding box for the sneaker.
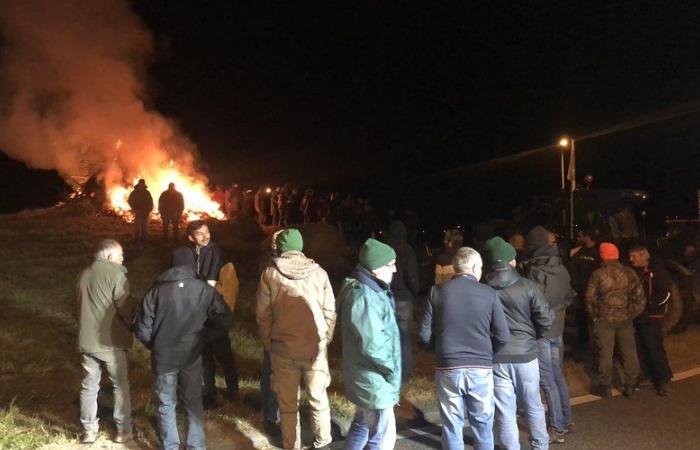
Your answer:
[656,383,670,396]
[81,430,98,444]
[114,429,132,443]
[564,422,574,434]
[593,385,612,399]
[549,429,566,444]
[623,384,634,398]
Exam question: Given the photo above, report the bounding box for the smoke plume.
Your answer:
[0,0,198,190]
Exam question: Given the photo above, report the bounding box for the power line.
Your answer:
[432,100,700,179]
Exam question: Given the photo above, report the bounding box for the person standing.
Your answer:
[419,247,511,450]
[629,244,674,395]
[434,229,464,286]
[173,220,237,408]
[127,179,153,243]
[338,239,401,450]
[77,239,135,444]
[256,229,336,450]
[585,242,646,398]
[158,183,185,242]
[522,226,575,439]
[134,264,232,450]
[484,237,553,449]
[568,228,600,349]
[386,220,420,383]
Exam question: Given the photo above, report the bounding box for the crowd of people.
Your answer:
[77,193,696,449]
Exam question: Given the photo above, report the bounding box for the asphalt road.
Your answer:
[331,375,700,450]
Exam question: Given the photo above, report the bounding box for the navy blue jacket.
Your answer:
[419,274,510,368]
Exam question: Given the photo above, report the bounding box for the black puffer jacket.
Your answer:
[486,263,554,363]
[135,266,232,373]
[521,245,574,339]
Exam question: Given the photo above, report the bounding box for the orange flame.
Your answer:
[108,160,225,222]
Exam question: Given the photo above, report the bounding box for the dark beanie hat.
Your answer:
[526,225,551,254]
[484,237,517,264]
[276,229,304,253]
[359,238,397,271]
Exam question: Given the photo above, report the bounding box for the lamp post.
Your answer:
[558,136,576,239]
[558,137,569,232]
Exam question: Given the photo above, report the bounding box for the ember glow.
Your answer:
[108,161,225,222]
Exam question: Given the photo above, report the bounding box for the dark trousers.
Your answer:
[635,320,673,387]
[202,334,238,397]
[593,319,639,387]
[395,300,414,382]
[162,216,180,242]
[134,213,149,242]
[261,350,280,422]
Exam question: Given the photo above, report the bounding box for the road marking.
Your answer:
[570,365,700,406]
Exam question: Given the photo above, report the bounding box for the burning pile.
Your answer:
[108,160,225,222]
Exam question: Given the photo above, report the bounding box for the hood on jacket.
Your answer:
[527,225,553,256]
[273,251,319,280]
[486,262,520,290]
[389,220,408,241]
[158,265,197,282]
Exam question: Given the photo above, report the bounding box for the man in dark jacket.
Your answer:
[127,179,153,243]
[485,237,554,449]
[135,265,232,450]
[77,239,136,444]
[585,242,646,398]
[522,226,575,439]
[386,220,420,383]
[419,247,510,450]
[173,220,236,409]
[158,183,185,242]
[629,244,673,395]
[568,228,600,348]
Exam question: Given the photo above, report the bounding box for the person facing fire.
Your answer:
[158,182,185,242]
[77,239,136,444]
[255,186,268,226]
[127,179,153,244]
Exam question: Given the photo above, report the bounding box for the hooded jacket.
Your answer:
[77,260,135,353]
[634,263,672,321]
[337,265,401,409]
[585,260,646,322]
[521,229,574,339]
[134,266,232,373]
[127,185,153,215]
[386,220,419,303]
[256,251,336,361]
[486,263,554,363]
[158,188,185,218]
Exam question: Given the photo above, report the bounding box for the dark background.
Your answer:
[1,2,699,232]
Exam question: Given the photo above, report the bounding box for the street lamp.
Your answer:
[558,136,575,239]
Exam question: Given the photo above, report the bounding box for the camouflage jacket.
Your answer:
[584,260,645,322]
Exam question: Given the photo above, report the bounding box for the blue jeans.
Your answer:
[80,351,131,433]
[155,356,205,450]
[261,350,280,423]
[344,406,396,450]
[493,360,549,450]
[537,337,572,433]
[435,367,494,450]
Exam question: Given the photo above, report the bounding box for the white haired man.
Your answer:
[77,239,135,444]
[419,247,511,450]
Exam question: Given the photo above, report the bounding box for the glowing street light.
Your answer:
[557,136,575,239]
[558,137,570,148]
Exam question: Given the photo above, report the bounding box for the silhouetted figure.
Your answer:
[158,183,185,242]
[127,179,153,243]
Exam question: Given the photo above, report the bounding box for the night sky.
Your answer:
[2,1,700,226]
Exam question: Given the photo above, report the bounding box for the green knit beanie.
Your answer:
[359,238,397,271]
[484,236,517,264]
[276,229,304,253]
